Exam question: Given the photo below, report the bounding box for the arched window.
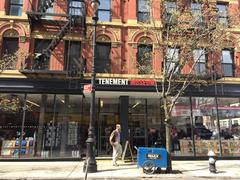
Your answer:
[1,30,19,69]
[96,35,111,73]
[2,30,19,55]
[137,37,152,74]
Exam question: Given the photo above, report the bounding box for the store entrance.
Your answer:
[128,99,147,152]
[97,113,119,155]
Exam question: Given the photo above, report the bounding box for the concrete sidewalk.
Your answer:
[0,160,239,179]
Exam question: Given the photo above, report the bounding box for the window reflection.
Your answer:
[217,98,240,156]
[192,97,220,156]
[171,97,193,156]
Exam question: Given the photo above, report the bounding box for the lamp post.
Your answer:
[83,0,99,173]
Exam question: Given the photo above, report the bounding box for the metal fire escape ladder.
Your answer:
[23,0,86,73]
[38,0,55,13]
[33,19,72,70]
[43,20,71,57]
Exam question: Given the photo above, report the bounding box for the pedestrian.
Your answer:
[109,124,122,166]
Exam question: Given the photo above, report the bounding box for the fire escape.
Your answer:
[22,0,86,79]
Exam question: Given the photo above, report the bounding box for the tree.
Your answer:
[137,0,238,170]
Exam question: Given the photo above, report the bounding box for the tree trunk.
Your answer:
[165,121,172,172]
[163,97,172,172]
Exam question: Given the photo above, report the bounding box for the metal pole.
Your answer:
[189,97,196,156]
[19,94,27,158]
[83,7,98,173]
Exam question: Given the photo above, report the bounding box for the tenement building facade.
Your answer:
[0,0,239,159]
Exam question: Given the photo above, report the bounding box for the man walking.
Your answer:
[109,124,122,166]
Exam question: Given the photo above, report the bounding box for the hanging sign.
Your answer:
[83,84,92,93]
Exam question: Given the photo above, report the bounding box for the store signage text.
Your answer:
[98,78,156,86]
[130,79,156,86]
[98,78,128,85]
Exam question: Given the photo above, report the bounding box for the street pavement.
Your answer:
[0,159,239,179]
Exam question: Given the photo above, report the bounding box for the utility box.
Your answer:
[137,147,168,174]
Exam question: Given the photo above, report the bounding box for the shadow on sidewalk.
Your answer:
[157,170,182,174]
[97,166,136,172]
[181,167,209,172]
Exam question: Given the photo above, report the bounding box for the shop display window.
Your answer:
[171,97,193,156]
[0,94,26,158]
[217,98,240,156]
[191,97,220,156]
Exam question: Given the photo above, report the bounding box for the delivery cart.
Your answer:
[136,147,169,174]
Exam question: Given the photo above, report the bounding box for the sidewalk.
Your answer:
[0,160,239,179]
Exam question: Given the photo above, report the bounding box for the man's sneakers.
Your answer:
[113,162,119,166]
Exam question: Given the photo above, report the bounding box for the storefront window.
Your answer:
[147,99,163,147]
[171,97,193,156]
[217,98,240,156]
[191,97,220,156]
[0,94,25,158]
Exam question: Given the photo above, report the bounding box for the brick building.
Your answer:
[0,0,239,159]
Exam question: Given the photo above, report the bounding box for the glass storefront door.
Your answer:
[97,98,119,155]
[129,99,147,152]
[97,113,119,155]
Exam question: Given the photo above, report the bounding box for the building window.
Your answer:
[137,0,150,23]
[98,0,111,22]
[1,37,19,69]
[42,7,54,19]
[165,1,177,25]
[33,39,51,70]
[137,44,152,74]
[2,37,19,56]
[7,0,23,16]
[165,47,180,74]
[217,4,228,26]
[96,43,111,73]
[69,0,85,16]
[193,49,206,75]
[221,49,234,77]
[64,41,82,77]
[191,2,203,26]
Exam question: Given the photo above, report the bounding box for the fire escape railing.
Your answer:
[22,0,86,78]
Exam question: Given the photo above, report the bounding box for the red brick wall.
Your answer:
[0,0,240,78]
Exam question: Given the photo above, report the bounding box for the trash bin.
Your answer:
[136,147,168,174]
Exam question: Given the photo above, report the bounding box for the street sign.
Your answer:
[83,84,92,94]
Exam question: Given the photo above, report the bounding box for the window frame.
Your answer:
[191,2,203,26]
[68,0,84,16]
[64,41,82,74]
[2,37,19,56]
[221,49,234,77]
[98,0,111,22]
[165,47,180,74]
[137,44,153,74]
[193,49,207,75]
[137,0,151,23]
[7,0,23,16]
[96,42,111,73]
[216,3,228,27]
[33,39,52,70]
[164,1,177,25]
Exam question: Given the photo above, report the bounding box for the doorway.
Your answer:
[97,98,120,155]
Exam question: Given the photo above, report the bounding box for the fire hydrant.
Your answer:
[208,150,217,173]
